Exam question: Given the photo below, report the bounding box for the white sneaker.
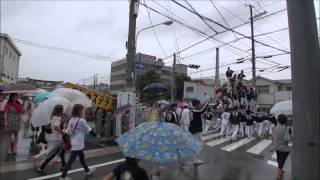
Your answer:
[59,177,72,180]
[193,159,204,165]
[86,167,96,176]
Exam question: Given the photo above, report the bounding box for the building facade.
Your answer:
[245,76,292,108]
[0,33,22,84]
[110,53,188,95]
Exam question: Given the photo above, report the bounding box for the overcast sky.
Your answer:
[1,0,319,85]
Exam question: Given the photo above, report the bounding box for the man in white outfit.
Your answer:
[220,110,231,137]
[180,103,190,131]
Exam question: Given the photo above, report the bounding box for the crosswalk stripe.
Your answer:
[221,137,256,152]
[267,160,278,167]
[246,139,273,155]
[202,133,220,141]
[206,137,230,147]
[272,152,277,159]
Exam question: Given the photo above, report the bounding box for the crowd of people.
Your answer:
[0,93,100,180]
[0,67,291,180]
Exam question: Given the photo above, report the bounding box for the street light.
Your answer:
[136,20,173,39]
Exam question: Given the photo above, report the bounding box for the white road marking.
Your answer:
[206,137,230,147]
[272,152,277,159]
[221,137,256,152]
[267,160,278,167]
[202,133,220,141]
[246,140,273,155]
[27,158,125,180]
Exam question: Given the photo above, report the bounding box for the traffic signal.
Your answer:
[188,64,200,69]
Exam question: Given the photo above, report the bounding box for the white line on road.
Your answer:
[246,140,273,155]
[202,133,220,141]
[206,137,230,147]
[27,158,125,180]
[221,137,256,152]
[267,160,278,167]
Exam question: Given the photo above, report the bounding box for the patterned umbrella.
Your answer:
[116,121,202,164]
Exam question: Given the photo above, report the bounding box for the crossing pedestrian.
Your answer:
[219,109,231,138]
[60,104,100,180]
[238,108,247,138]
[229,107,239,141]
[164,103,179,125]
[3,93,22,155]
[272,114,291,180]
[180,103,190,131]
[33,105,66,174]
[189,95,209,165]
[202,108,214,133]
[245,110,254,138]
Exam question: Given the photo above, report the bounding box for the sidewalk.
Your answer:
[0,122,119,172]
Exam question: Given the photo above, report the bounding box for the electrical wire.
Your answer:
[171,0,289,54]
[143,0,168,57]
[11,38,120,62]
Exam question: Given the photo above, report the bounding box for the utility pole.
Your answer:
[215,48,219,87]
[249,4,256,88]
[126,0,138,92]
[171,53,176,103]
[287,0,319,179]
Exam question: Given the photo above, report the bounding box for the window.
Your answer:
[286,86,292,91]
[186,86,194,92]
[256,85,270,94]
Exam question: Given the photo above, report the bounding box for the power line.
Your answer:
[11,38,121,62]
[144,0,168,57]
[215,1,288,51]
[171,0,289,54]
[140,1,248,59]
[167,27,288,64]
[161,7,288,61]
[187,52,289,75]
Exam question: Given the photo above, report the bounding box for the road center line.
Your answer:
[27,158,125,180]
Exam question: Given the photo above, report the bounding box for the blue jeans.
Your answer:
[61,149,89,177]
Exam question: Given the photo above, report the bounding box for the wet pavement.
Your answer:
[0,132,292,180]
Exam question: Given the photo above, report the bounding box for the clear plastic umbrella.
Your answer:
[31,96,70,127]
[270,100,292,116]
[49,88,88,102]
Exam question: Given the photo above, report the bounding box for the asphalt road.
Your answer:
[0,133,292,180]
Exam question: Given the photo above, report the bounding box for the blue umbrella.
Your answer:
[143,83,168,94]
[33,92,50,104]
[116,121,202,164]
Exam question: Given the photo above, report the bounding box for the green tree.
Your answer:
[174,74,191,101]
[136,70,162,102]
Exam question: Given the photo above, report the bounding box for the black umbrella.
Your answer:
[143,83,168,94]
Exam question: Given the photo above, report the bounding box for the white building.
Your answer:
[0,33,21,84]
[245,76,292,108]
[183,81,216,103]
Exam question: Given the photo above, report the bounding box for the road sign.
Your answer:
[64,82,114,110]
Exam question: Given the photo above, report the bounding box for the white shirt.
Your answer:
[45,116,62,142]
[221,112,230,125]
[66,117,92,151]
[180,108,190,126]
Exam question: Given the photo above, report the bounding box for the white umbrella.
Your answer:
[49,88,88,102]
[31,96,70,127]
[270,100,292,116]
